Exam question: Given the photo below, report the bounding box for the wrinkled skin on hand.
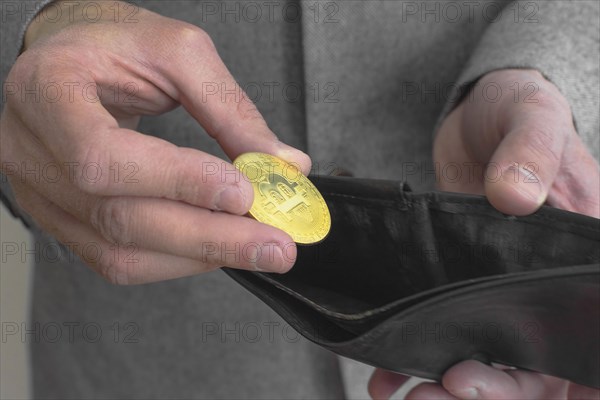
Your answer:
[435,69,599,218]
[368,69,600,400]
[0,1,311,284]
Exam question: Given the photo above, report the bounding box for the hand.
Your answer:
[435,69,599,218]
[367,69,600,399]
[0,1,311,284]
[368,362,600,399]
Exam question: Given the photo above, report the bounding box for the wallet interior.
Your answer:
[253,178,600,327]
[224,177,600,386]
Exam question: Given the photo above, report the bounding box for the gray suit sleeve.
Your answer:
[437,0,599,160]
[0,0,152,229]
[1,0,54,106]
[1,0,54,227]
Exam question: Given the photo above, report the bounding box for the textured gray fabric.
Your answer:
[440,0,600,155]
[300,0,488,189]
[1,0,599,399]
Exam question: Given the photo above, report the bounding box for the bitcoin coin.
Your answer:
[233,152,331,244]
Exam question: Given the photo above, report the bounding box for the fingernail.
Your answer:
[275,143,311,174]
[501,165,545,205]
[255,244,286,273]
[255,243,290,274]
[215,185,247,212]
[459,387,480,400]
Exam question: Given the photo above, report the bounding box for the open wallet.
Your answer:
[223,176,600,388]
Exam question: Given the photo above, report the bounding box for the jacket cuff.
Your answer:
[1,0,55,229]
[436,0,599,161]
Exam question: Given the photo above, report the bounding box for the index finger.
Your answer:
[16,69,254,214]
[147,22,312,174]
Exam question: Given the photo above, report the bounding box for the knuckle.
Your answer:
[72,145,110,194]
[175,24,215,51]
[91,197,133,244]
[195,239,222,264]
[530,84,569,112]
[171,166,194,202]
[151,24,215,70]
[167,150,210,204]
[8,50,66,90]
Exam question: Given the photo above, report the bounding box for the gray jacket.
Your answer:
[1,1,598,398]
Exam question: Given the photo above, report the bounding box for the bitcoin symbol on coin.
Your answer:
[258,174,312,223]
[234,153,331,244]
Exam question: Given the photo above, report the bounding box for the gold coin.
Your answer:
[233,152,331,244]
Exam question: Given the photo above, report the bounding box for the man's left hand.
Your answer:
[368,69,600,400]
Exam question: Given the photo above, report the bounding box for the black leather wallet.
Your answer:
[224,176,600,388]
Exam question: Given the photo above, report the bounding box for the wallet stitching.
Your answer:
[337,267,600,348]
[257,275,373,320]
[247,276,353,340]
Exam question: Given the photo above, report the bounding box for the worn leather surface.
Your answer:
[224,176,600,388]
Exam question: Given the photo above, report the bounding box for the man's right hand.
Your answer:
[1,1,311,284]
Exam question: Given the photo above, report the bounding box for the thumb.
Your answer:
[368,369,411,400]
[484,106,571,216]
[441,360,568,399]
